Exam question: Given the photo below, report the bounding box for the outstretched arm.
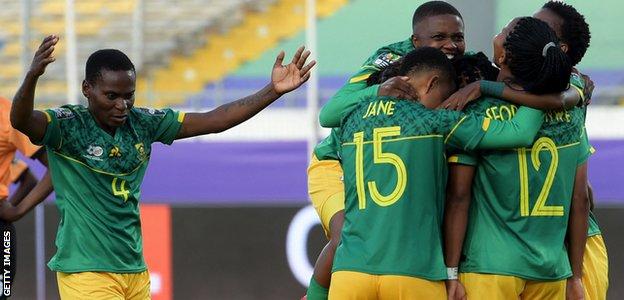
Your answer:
[176,47,316,139]
[11,35,59,143]
[439,80,581,111]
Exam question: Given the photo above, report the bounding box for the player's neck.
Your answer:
[88,109,117,136]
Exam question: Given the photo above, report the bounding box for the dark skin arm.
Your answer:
[566,162,589,300]
[1,172,53,223]
[176,47,316,139]
[439,80,581,111]
[7,168,37,206]
[11,35,59,142]
[443,163,474,300]
[2,151,52,222]
[587,181,595,212]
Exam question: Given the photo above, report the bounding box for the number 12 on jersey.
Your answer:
[353,126,407,210]
[518,137,564,217]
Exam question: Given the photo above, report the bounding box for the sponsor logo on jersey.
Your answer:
[109,145,122,158]
[84,145,104,161]
[136,107,165,116]
[373,52,401,69]
[52,107,75,119]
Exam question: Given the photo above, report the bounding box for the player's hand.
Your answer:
[439,80,481,110]
[445,280,467,300]
[29,34,59,77]
[377,76,416,100]
[271,46,316,95]
[566,278,585,300]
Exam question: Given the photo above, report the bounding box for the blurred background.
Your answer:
[4,0,623,299]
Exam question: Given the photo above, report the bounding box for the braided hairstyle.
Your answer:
[451,52,499,87]
[503,17,571,94]
[542,1,590,66]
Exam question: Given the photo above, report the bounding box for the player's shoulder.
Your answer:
[539,106,585,143]
[47,104,87,121]
[365,38,414,69]
[129,107,174,132]
[131,107,168,118]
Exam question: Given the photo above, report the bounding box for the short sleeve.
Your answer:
[448,151,478,166]
[577,126,592,165]
[40,109,63,149]
[444,114,489,152]
[148,109,185,145]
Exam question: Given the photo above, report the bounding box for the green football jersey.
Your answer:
[40,105,183,273]
[333,96,489,280]
[314,38,414,161]
[457,98,588,280]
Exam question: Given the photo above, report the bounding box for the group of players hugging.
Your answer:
[0,0,608,299]
[305,1,608,300]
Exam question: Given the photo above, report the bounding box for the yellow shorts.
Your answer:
[57,271,151,300]
[583,234,609,300]
[307,154,345,236]
[460,272,565,300]
[329,271,446,300]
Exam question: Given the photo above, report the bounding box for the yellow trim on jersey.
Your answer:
[590,146,596,154]
[498,141,581,152]
[53,151,146,177]
[342,134,443,146]
[444,116,468,144]
[44,111,52,123]
[448,155,459,163]
[482,118,491,131]
[177,112,186,123]
[349,73,373,84]
[570,84,585,102]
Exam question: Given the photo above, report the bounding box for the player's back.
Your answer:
[460,97,586,280]
[335,96,461,280]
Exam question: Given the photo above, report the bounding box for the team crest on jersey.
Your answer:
[84,145,104,161]
[52,108,75,119]
[135,143,147,161]
[136,107,165,116]
[373,52,401,69]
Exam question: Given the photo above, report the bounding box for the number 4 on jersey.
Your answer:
[112,177,130,202]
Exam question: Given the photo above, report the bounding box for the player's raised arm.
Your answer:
[175,46,315,139]
[11,35,59,142]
